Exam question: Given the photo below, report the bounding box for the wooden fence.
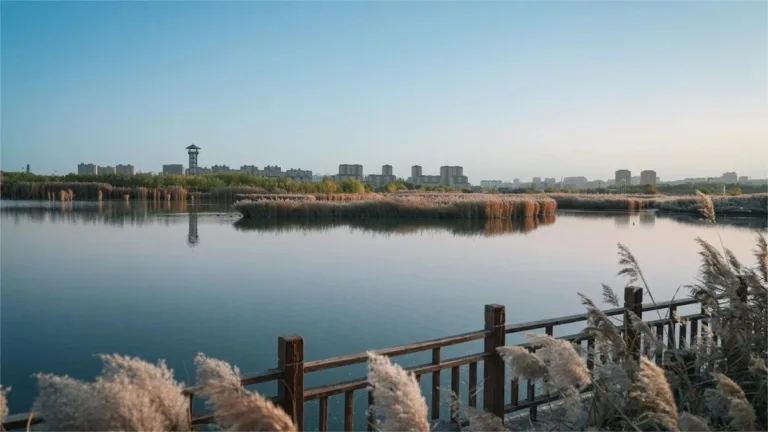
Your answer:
[2,287,711,431]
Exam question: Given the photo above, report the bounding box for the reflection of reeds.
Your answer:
[232,216,557,237]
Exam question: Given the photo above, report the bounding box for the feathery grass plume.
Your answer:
[713,373,746,400]
[627,311,661,357]
[33,373,104,431]
[496,346,549,382]
[194,353,294,432]
[729,398,757,431]
[525,334,591,391]
[703,374,757,430]
[601,284,620,307]
[755,235,768,283]
[629,357,679,431]
[366,352,429,432]
[749,355,768,376]
[0,385,8,426]
[578,293,626,358]
[695,190,716,224]
[466,406,507,432]
[678,412,710,432]
[33,354,189,431]
[97,354,188,430]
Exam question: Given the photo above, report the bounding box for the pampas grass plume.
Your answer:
[497,346,548,382]
[629,357,679,431]
[194,353,295,432]
[466,406,507,432]
[678,412,710,432]
[32,354,189,431]
[0,385,8,426]
[366,352,429,432]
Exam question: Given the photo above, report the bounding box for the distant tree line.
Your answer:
[0,171,370,194]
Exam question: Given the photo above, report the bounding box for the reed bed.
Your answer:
[234,194,317,202]
[548,193,663,211]
[0,182,187,201]
[234,195,557,220]
[547,193,768,215]
[656,193,767,215]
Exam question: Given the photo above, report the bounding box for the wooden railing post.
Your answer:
[278,334,304,431]
[623,287,643,360]
[483,304,506,419]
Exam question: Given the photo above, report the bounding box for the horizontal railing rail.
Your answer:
[3,290,724,431]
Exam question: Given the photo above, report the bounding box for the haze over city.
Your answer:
[1,1,766,180]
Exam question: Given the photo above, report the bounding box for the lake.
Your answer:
[1,200,765,428]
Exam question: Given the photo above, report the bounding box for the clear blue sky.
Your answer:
[2,1,766,181]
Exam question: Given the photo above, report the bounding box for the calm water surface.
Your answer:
[1,200,765,427]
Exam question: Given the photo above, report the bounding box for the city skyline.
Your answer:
[67,155,761,188]
[2,2,766,179]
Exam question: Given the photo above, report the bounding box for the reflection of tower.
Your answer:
[186,144,201,175]
[187,212,199,247]
[614,214,631,228]
[639,211,656,227]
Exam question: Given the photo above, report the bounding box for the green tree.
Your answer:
[728,185,743,196]
[643,184,659,195]
[338,179,365,193]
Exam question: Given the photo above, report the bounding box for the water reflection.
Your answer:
[560,210,766,232]
[233,215,557,237]
[188,212,199,247]
[2,202,765,245]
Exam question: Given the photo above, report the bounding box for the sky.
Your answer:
[1,1,766,182]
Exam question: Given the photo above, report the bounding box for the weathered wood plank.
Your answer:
[304,330,487,372]
[344,391,354,432]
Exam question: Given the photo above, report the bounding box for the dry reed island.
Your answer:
[1,172,766,216]
[1,194,767,432]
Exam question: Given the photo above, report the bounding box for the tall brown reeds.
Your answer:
[235,195,557,220]
[548,192,768,216]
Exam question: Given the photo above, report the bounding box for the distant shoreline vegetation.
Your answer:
[0,172,765,216]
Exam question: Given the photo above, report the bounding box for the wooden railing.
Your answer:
[2,288,714,431]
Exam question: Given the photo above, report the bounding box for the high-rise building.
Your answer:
[722,172,738,183]
[162,164,184,175]
[480,180,503,189]
[187,144,201,175]
[336,164,364,181]
[563,176,588,189]
[364,165,397,188]
[98,166,116,175]
[409,165,469,187]
[262,165,283,178]
[211,165,231,174]
[284,168,312,182]
[640,170,657,185]
[738,176,749,184]
[240,165,259,175]
[78,163,98,175]
[116,164,135,176]
[410,165,423,183]
[615,169,631,186]
[25,164,30,174]
[439,166,469,188]
[544,177,557,188]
